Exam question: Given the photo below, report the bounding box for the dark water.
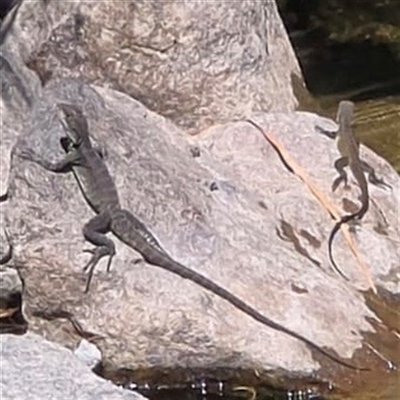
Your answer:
[353,97,400,173]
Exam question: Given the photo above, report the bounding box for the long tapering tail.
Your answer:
[110,209,368,371]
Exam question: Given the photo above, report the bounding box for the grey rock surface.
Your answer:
[0,48,40,196]
[1,0,399,383]
[2,0,300,132]
[196,112,400,293]
[3,78,398,376]
[1,332,145,400]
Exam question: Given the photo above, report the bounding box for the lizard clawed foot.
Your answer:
[82,247,115,292]
[369,175,392,190]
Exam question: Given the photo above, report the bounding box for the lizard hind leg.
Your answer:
[360,160,391,189]
[81,212,115,292]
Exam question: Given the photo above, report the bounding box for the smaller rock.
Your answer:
[74,339,102,370]
[1,333,146,400]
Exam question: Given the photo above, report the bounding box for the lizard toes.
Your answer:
[82,248,96,255]
[82,246,114,292]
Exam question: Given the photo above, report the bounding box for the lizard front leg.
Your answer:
[332,156,349,191]
[61,136,106,160]
[81,211,115,292]
[18,146,83,172]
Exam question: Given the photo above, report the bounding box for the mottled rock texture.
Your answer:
[2,0,300,132]
[1,333,145,400]
[1,0,399,387]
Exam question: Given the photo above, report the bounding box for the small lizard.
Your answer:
[321,101,389,280]
[21,103,368,371]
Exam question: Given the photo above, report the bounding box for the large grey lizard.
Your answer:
[21,103,368,371]
[320,101,389,280]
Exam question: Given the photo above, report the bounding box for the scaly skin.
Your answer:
[22,103,368,371]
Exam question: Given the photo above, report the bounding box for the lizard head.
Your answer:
[57,103,90,145]
[336,100,354,127]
